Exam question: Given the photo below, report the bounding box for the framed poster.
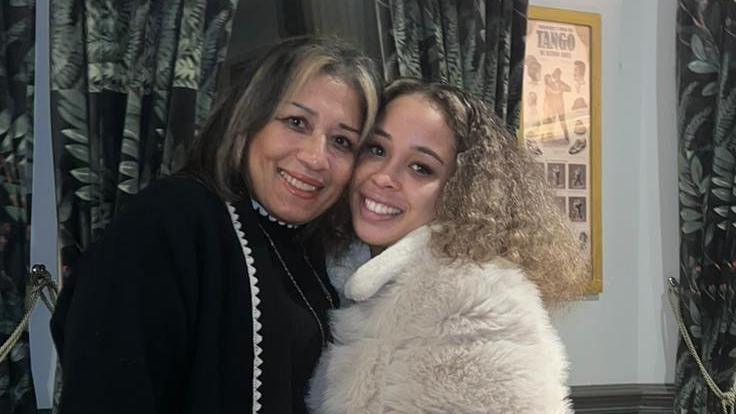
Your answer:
[522,7,602,293]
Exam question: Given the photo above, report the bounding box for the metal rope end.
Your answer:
[31,264,47,276]
[30,264,52,289]
[668,276,679,288]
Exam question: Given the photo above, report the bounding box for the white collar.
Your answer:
[251,199,299,228]
[343,225,432,302]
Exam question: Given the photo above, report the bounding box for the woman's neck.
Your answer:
[369,245,385,257]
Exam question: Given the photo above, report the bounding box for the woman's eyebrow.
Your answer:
[414,146,445,165]
[289,102,359,134]
[374,128,445,165]
[374,128,390,139]
[339,124,360,134]
[288,101,316,115]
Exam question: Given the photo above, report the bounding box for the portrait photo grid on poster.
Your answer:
[521,8,600,291]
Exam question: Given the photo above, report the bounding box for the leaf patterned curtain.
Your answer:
[376,0,528,131]
[675,1,736,412]
[0,1,36,413]
[51,0,238,279]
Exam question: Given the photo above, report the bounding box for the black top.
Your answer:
[50,176,338,414]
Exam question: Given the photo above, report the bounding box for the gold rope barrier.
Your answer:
[0,264,58,364]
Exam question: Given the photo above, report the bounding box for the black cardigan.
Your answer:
[50,176,337,414]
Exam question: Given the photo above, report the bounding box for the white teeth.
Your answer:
[280,171,318,191]
[364,198,402,215]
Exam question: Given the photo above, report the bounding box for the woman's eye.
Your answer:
[410,163,432,176]
[282,116,307,130]
[333,136,354,151]
[364,143,384,157]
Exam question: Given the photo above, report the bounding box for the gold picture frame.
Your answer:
[522,6,602,293]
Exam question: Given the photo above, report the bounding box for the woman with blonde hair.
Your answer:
[309,79,586,413]
[51,37,381,414]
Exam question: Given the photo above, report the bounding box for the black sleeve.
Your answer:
[50,181,219,414]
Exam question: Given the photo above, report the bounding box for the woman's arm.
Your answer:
[381,267,573,413]
[50,181,223,414]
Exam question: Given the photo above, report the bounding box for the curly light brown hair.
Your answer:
[383,78,589,304]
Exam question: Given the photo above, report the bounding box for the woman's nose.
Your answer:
[370,165,400,189]
[296,134,328,170]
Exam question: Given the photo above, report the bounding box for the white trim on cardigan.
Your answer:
[226,202,263,413]
[251,199,298,228]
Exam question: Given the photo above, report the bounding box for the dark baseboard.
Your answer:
[571,383,675,413]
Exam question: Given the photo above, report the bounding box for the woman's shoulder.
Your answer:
[434,256,526,288]
[430,258,547,317]
[101,175,233,245]
[119,175,226,220]
[130,175,220,207]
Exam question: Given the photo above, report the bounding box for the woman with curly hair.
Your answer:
[308,79,587,413]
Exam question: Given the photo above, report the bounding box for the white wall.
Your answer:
[637,0,679,384]
[29,0,57,408]
[530,0,679,385]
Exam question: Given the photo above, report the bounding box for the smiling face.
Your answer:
[246,74,361,225]
[350,93,456,250]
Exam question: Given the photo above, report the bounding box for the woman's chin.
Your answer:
[353,221,399,250]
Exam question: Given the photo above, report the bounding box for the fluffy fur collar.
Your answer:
[343,225,431,302]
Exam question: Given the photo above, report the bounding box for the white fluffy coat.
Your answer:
[308,226,573,413]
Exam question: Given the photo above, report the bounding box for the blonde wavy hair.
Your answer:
[384,79,588,305]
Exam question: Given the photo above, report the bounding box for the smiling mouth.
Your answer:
[363,197,403,216]
[279,169,321,192]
